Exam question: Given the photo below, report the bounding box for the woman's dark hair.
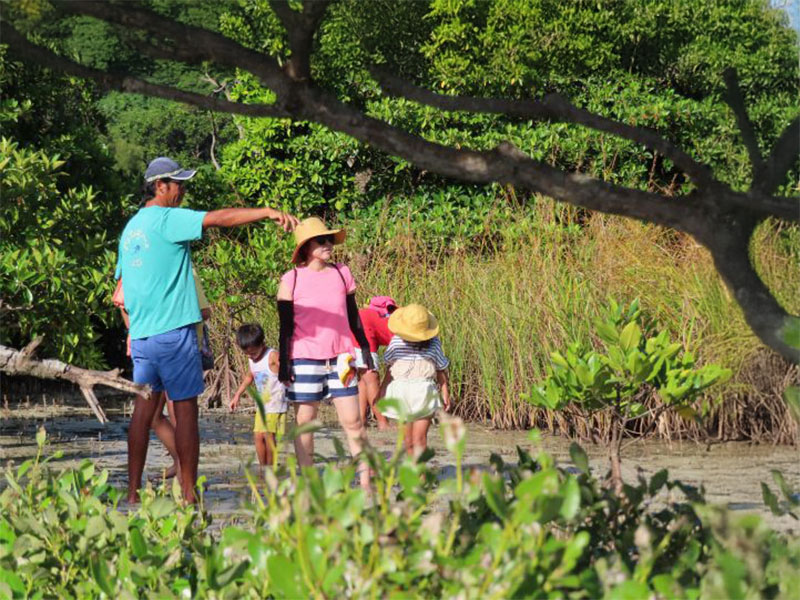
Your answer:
[410,339,431,350]
[295,240,312,264]
[236,323,265,349]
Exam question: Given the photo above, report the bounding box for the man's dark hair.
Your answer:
[141,180,158,203]
[141,178,178,204]
[236,323,265,349]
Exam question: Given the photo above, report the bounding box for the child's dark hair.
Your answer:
[410,339,431,350]
[236,323,265,349]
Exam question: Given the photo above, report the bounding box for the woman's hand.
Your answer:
[229,392,240,412]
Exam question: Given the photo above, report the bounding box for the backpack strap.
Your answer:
[332,264,348,292]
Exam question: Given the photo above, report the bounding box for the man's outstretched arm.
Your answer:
[203,207,298,231]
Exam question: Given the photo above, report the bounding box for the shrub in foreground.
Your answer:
[1,424,798,598]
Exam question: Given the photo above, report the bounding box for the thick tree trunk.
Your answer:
[0,339,149,424]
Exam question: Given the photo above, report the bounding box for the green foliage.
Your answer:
[761,470,800,520]
[0,44,131,366]
[3,426,799,598]
[208,0,798,245]
[526,299,731,418]
[0,138,121,367]
[0,429,211,598]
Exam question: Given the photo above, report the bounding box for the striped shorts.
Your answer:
[286,357,359,403]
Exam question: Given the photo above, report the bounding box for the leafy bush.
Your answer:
[2,425,799,598]
[525,299,731,488]
[0,138,122,367]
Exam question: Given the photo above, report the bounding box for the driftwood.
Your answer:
[2,1,798,362]
[0,338,150,424]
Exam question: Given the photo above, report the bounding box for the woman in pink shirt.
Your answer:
[277,217,374,489]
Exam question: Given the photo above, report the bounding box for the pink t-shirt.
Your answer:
[281,263,356,360]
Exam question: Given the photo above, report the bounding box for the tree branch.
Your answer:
[695,218,799,363]
[269,0,332,80]
[0,343,152,424]
[371,66,718,190]
[54,0,291,98]
[722,68,765,183]
[757,116,800,195]
[1,22,288,119]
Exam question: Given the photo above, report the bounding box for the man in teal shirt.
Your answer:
[116,157,297,504]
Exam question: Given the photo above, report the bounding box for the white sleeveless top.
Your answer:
[249,348,287,414]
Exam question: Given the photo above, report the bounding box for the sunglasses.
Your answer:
[312,234,334,245]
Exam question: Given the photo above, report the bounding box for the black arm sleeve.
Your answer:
[346,294,375,371]
[277,300,294,382]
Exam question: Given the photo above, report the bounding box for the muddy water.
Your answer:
[1,405,798,533]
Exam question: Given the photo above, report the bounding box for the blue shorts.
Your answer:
[286,358,358,403]
[131,324,204,401]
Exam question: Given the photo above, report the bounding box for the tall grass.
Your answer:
[210,198,799,441]
[350,200,799,439]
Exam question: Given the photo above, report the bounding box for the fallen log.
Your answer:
[0,338,149,424]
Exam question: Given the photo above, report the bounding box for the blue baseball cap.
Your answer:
[144,156,197,183]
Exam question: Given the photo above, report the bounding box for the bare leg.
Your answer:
[411,418,433,458]
[357,373,369,425]
[332,394,370,489]
[166,398,177,427]
[265,433,277,467]
[254,433,269,466]
[403,422,414,456]
[150,395,180,482]
[172,398,200,503]
[294,402,319,467]
[361,370,389,430]
[127,391,164,503]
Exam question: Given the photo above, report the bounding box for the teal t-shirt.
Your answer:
[115,206,207,339]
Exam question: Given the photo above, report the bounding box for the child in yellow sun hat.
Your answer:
[377,303,451,457]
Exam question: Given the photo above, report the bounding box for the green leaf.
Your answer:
[619,321,641,352]
[85,516,106,539]
[90,555,114,596]
[568,442,589,475]
[559,476,581,520]
[267,554,307,598]
[0,568,24,597]
[780,316,800,349]
[148,497,174,519]
[129,527,147,559]
[761,482,781,516]
[649,469,669,495]
[607,580,651,600]
[784,386,800,425]
[483,473,509,520]
[550,351,569,368]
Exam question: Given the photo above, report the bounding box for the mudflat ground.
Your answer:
[1,400,798,533]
